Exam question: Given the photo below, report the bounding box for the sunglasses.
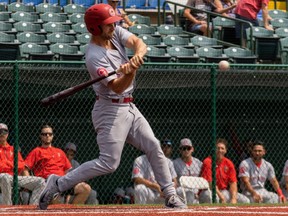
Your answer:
[41,132,53,136]
[180,146,192,151]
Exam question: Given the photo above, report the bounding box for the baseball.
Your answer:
[218,60,230,71]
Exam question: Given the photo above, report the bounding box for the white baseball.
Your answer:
[218,60,230,71]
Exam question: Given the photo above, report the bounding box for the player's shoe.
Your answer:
[38,174,60,210]
[165,194,187,209]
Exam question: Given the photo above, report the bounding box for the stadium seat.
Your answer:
[0,42,20,60]
[76,33,90,44]
[50,42,84,60]
[127,14,151,25]
[43,22,71,34]
[275,27,288,38]
[0,4,6,11]
[270,18,288,29]
[79,43,88,54]
[35,3,62,14]
[167,46,199,63]
[14,21,42,33]
[40,12,68,23]
[63,4,86,14]
[190,35,222,49]
[0,21,13,33]
[68,13,84,24]
[156,24,183,35]
[146,45,171,62]
[7,2,34,13]
[195,46,229,63]
[162,35,189,47]
[246,26,279,62]
[268,9,288,19]
[47,32,75,44]
[212,16,238,44]
[138,34,164,48]
[11,11,39,23]
[16,32,47,44]
[224,47,257,63]
[0,31,15,42]
[20,42,54,60]
[0,12,10,22]
[71,22,87,34]
[279,37,288,64]
[128,24,156,35]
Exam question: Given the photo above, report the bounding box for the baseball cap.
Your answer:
[179,138,193,147]
[162,139,172,146]
[0,123,9,136]
[65,142,77,152]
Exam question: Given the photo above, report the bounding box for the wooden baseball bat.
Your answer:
[40,71,117,107]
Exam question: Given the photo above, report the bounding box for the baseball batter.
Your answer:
[132,154,177,204]
[199,138,250,204]
[173,138,202,204]
[238,141,285,203]
[38,4,187,210]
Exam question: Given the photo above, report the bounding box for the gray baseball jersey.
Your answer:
[280,160,288,198]
[173,157,203,178]
[56,26,177,199]
[238,157,276,191]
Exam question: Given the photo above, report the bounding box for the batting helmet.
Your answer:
[84,4,123,36]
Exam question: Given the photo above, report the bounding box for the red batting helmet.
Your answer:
[84,4,123,36]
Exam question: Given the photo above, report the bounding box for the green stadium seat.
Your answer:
[162,35,189,47]
[63,4,86,14]
[11,11,39,23]
[0,21,14,33]
[0,12,10,22]
[13,21,42,33]
[271,18,288,29]
[16,32,47,44]
[50,42,84,60]
[0,4,6,12]
[76,33,90,44]
[279,37,288,64]
[146,45,171,62]
[138,34,163,47]
[127,14,151,25]
[8,2,34,13]
[71,22,87,34]
[68,13,84,24]
[43,22,71,34]
[40,12,68,23]
[268,9,288,19]
[167,46,199,63]
[79,44,88,54]
[156,24,183,35]
[0,31,15,42]
[128,24,156,35]
[20,42,54,60]
[275,27,288,38]
[47,32,75,44]
[195,46,228,63]
[224,47,257,63]
[212,16,238,44]
[0,42,20,60]
[190,35,222,49]
[35,3,62,14]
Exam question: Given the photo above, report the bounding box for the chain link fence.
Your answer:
[1,61,288,204]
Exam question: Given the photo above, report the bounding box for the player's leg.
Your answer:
[258,188,279,203]
[18,176,45,205]
[70,182,91,204]
[126,104,186,208]
[199,189,213,203]
[0,174,13,205]
[237,192,250,203]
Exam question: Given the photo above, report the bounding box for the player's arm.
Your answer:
[133,177,162,193]
[240,176,262,202]
[270,177,286,203]
[216,186,226,203]
[125,34,147,67]
[229,181,238,204]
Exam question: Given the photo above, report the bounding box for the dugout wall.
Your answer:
[1,61,288,204]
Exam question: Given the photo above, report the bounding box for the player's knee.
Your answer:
[74,182,91,195]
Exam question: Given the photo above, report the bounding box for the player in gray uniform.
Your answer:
[132,154,177,204]
[38,4,187,210]
[280,160,288,199]
[173,138,202,204]
[238,141,286,203]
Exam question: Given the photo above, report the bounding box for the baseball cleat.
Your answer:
[165,194,187,209]
[38,174,60,210]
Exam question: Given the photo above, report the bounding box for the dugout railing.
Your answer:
[1,61,288,204]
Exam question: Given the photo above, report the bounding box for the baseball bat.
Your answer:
[40,71,117,107]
